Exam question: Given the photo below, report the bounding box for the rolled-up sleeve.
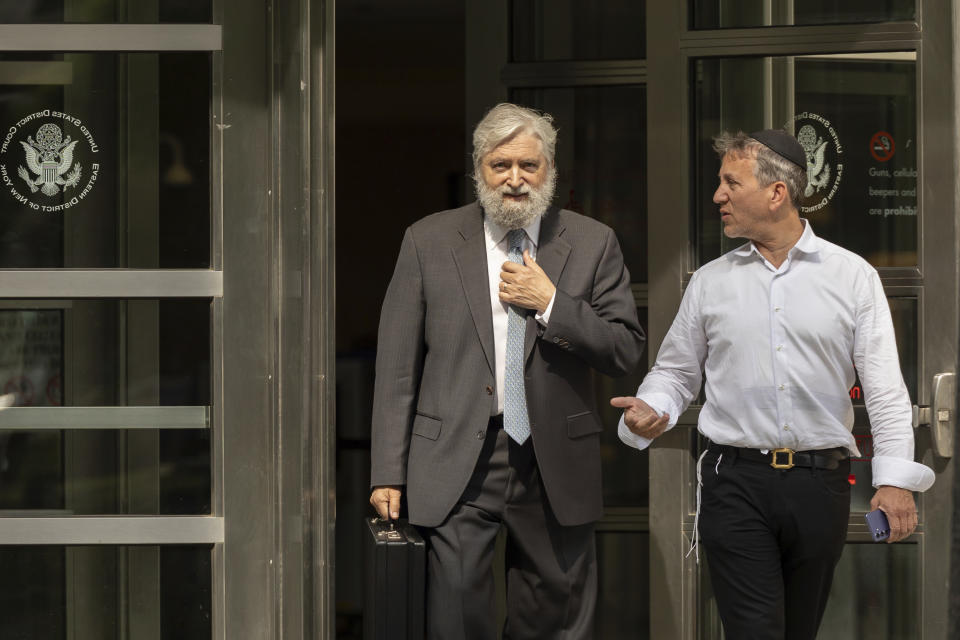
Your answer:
[855,269,934,492]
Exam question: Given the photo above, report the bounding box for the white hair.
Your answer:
[471,103,558,175]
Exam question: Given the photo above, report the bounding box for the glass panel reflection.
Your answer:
[888,297,917,402]
[0,300,210,407]
[596,531,649,638]
[0,1,211,23]
[692,0,914,30]
[512,85,648,282]
[0,53,210,268]
[819,543,919,639]
[698,543,918,639]
[512,0,646,62]
[0,307,62,406]
[847,457,875,513]
[0,428,210,514]
[694,54,917,268]
[0,299,210,514]
[0,545,212,639]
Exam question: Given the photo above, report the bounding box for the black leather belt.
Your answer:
[708,443,847,470]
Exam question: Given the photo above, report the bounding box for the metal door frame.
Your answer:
[220,0,336,637]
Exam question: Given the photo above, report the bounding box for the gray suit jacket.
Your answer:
[371,202,645,527]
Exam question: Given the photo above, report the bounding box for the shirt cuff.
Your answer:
[638,392,681,429]
[617,392,681,451]
[618,414,652,450]
[871,455,935,492]
[535,290,557,326]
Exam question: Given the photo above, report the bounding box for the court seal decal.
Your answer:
[0,110,100,212]
[785,112,843,214]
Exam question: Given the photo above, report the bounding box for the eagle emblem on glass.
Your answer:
[798,123,830,198]
[17,123,82,197]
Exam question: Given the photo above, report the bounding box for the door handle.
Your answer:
[912,372,955,458]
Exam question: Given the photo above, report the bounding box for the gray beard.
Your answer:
[475,168,557,230]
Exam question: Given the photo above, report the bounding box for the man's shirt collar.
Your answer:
[731,218,820,260]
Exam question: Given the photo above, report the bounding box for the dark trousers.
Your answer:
[698,446,851,640]
[422,420,597,640]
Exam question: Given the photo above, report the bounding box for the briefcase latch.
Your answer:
[372,517,404,541]
[377,529,403,542]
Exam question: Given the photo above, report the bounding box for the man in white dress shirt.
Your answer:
[370,103,644,638]
[612,129,934,640]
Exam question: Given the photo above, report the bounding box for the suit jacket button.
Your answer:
[485,385,493,395]
[553,336,560,343]
[476,430,485,439]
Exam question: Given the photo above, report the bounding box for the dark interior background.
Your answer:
[334,1,466,636]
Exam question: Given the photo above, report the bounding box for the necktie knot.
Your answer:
[507,229,525,254]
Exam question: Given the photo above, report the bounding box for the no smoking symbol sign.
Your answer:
[870,131,895,162]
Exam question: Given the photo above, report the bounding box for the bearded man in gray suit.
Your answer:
[369,103,644,639]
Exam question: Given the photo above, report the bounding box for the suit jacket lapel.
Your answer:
[526,208,570,362]
[452,205,496,376]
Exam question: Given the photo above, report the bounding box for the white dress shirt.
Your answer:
[484,215,556,415]
[619,220,934,492]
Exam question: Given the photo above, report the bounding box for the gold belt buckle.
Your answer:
[770,448,795,469]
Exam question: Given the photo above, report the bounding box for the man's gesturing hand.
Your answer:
[499,249,556,314]
[609,397,670,440]
[370,485,403,520]
[870,485,917,543]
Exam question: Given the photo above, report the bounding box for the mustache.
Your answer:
[499,185,531,196]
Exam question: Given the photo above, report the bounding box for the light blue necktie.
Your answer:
[503,229,531,444]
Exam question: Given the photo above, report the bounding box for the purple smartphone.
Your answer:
[865,509,890,542]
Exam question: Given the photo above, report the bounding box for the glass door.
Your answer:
[648,0,956,637]
[0,4,222,638]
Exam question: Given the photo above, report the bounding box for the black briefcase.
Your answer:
[363,517,426,640]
